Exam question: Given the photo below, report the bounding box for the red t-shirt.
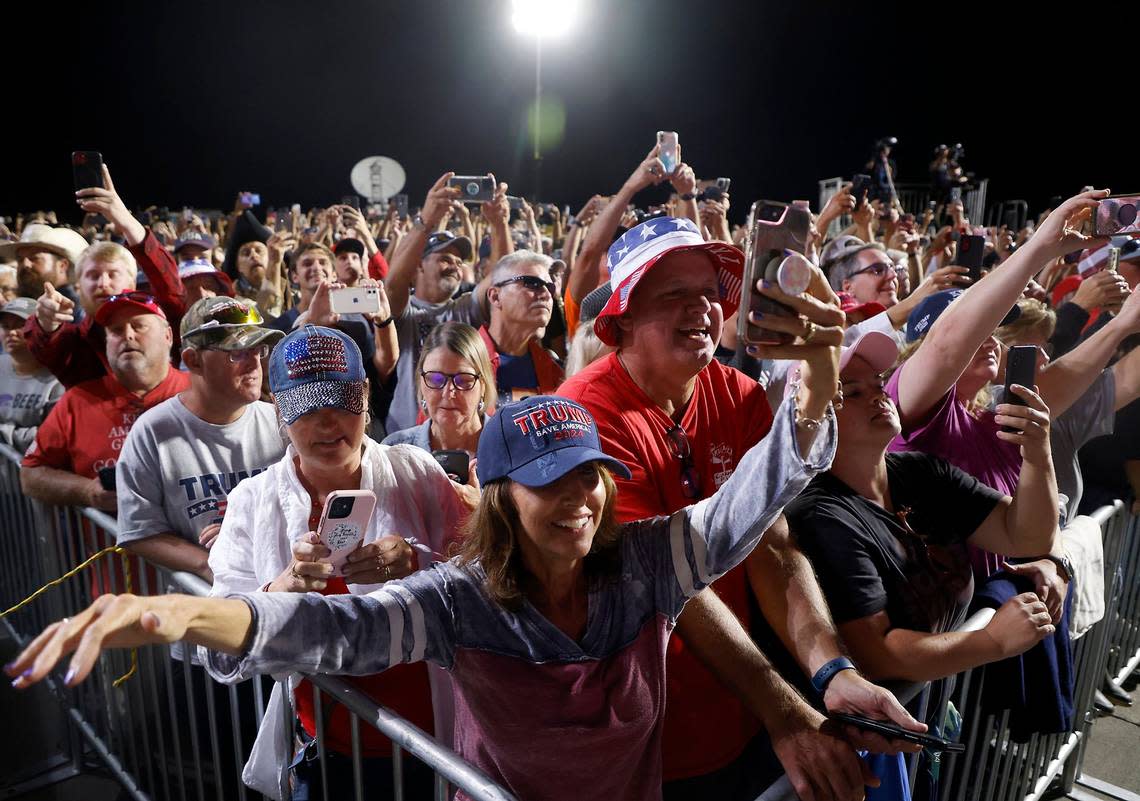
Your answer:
[558,352,773,781]
[22,368,190,477]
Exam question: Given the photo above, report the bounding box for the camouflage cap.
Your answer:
[180,296,284,351]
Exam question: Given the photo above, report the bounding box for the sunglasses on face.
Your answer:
[666,425,701,500]
[421,371,480,391]
[493,275,555,295]
[848,261,894,279]
[205,344,271,362]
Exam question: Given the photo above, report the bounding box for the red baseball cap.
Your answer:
[93,291,168,326]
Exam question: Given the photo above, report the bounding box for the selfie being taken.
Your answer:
[1,2,1137,801]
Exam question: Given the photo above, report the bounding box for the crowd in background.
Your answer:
[2,139,1137,801]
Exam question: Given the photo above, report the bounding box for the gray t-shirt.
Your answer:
[992,371,1115,525]
[0,353,63,453]
[115,396,287,545]
[385,291,486,433]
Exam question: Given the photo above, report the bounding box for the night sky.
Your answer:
[4,0,1134,224]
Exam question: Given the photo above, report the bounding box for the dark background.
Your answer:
[3,0,1134,223]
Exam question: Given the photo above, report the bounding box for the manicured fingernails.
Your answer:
[63,667,76,686]
[759,279,773,289]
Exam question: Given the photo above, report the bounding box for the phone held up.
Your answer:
[1002,345,1038,434]
[317,490,378,576]
[952,233,986,283]
[737,200,813,347]
[72,151,105,192]
[656,131,679,174]
[432,450,471,484]
[240,192,261,208]
[1095,195,1140,237]
[449,175,496,203]
[330,285,383,316]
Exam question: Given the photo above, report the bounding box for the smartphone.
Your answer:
[738,200,813,346]
[330,285,383,315]
[1094,195,1140,236]
[432,450,471,484]
[275,212,292,233]
[393,193,409,219]
[949,187,963,203]
[716,177,731,193]
[953,233,986,282]
[316,490,377,576]
[1002,345,1038,433]
[182,207,193,223]
[240,192,261,208]
[656,131,679,174]
[72,151,105,192]
[829,714,965,753]
[850,174,872,203]
[341,194,360,210]
[449,175,496,203]
[97,466,117,493]
[507,195,527,211]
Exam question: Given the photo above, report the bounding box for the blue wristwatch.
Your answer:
[811,656,856,694]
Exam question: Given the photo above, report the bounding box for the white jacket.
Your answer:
[207,437,465,798]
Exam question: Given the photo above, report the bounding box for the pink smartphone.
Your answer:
[316,490,377,576]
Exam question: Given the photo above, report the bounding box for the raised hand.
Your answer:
[75,164,146,246]
[35,281,76,333]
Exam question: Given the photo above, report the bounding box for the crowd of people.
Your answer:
[3,141,1137,801]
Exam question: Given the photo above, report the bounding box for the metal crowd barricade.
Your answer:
[0,444,517,801]
[931,502,1133,801]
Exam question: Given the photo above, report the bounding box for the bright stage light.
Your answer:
[511,0,580,38]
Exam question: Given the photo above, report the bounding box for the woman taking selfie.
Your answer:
[9,307,842,799]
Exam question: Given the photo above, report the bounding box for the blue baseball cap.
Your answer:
[476,395,631,487]
[905,289,1020,343]
[269,325,366,425]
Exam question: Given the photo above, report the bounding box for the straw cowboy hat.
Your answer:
[0,224,90,265]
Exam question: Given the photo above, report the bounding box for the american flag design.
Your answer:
[594,217,744,345]
[285,332,349,379]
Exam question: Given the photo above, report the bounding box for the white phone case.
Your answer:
[330,286,382,316]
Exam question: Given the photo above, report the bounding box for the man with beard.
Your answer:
[20,293,189,511]
[115,297,285,581]
[22,165,185,387]
[0,223,88,319]
[481,250,563,406]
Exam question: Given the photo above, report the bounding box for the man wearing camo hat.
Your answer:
[114,296,285,580]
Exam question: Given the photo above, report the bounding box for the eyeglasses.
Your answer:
[104,291,157,306]
[493,275,555,295]
[183,301,264,339]
[848,261,894,279]
[421,371,480,391]
[205,344,270,362]
[665,425,701,500]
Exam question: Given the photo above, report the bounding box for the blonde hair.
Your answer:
[416,322,497,413]
[996,299,1056,346]
[565,322,613,378]
[75,241,138,283]
[457,464,622,610]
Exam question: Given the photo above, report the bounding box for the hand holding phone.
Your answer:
[830,714,964,753]
[72,151,105,192]
[330,285,383,316]
[656,131,679,174]
[952,233,986,283]
[433,450,471,484]
[317,490,377,576]
[1000,345,1038,434]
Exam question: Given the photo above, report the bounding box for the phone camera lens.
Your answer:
[465,182,480,197]
[1120,204,1137,226]
[330,497,354,519]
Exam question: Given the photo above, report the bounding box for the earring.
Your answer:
[477,400,485,413]
[421,399,428,411]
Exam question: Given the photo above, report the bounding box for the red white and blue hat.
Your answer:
[269,325,366,425]
[476,395,631,487]
[592,216,744,346]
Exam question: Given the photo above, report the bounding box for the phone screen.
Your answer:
[657,131,679,174]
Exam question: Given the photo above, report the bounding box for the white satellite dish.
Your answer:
[350,156,406,203]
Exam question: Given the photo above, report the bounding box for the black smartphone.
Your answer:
[716,177,731,193]
[507,195,527,211]
[953,233,986,283]
[72,151,105,192]
[432,450,470,484]
[949,187,963,203]
[830,714,965,753]
[449,175,496,203]
[1002,345,1038,433]
[850,174,872,203]
[341,194,360,210]
[97,466,117,492]
[393,193,409,219]
[738,200,812,346]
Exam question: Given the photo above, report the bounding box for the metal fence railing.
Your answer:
[2,437,1138,801]
[817,177,990,235]
[0,443,517,801]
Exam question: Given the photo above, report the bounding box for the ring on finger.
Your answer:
[383,565,392,580]
[802,321,818,343]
